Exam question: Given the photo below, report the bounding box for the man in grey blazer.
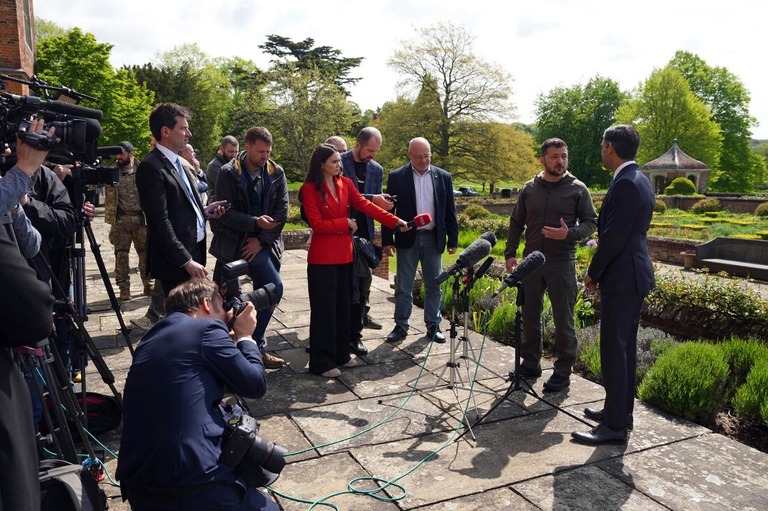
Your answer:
[573,125,655,445]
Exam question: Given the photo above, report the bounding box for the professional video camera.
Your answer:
[218,399,287,487]
[0,74,119,186]
[221,260,277,318]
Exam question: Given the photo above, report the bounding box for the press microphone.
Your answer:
[44,99,103,121]
[96,146,125,157]
[407,213,432,229]
[435,238,492,284]
[492,251,545,297]
[473,256,495,281]
[480,231,497,248]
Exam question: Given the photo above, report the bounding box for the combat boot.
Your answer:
[119,285,131,301]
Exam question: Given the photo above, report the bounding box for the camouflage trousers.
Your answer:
[109,214,150,289]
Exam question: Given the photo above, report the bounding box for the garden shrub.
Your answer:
[593,200,602,214]
[654,199,667,214]
[664,177,697,195]
[754,201,768,217]
[690,197,722,214]
[719,338,768,379]
[703,211,721,218]
[488,302,517,341]
[461,204,492,219]
[635,330,677,386]
[575,325,601,381]
[638,342,729,424]
[458,217,508,239]
[733,359,768,424]
[756,231,768,240]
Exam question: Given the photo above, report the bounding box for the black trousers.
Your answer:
[307,263,353,375]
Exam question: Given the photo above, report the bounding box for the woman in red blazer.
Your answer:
[301,144,407,378]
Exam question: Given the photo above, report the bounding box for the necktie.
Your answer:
[175,158,205,235]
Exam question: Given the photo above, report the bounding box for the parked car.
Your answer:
[458,186,480,196]
[453,188,463,196]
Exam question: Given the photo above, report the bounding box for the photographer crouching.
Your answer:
[117,278,279,511]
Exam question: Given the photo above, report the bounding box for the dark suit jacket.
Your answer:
[588,163,655,295]
[381,164,459,253]
[136,148,207,281]
[116,312,267,490]
[341,151,383,240]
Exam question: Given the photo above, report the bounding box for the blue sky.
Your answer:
[35,0,768,139]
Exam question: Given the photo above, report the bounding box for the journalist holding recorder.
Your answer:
[116,278,279,511]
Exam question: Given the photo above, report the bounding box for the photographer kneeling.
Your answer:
[117,278,278,511]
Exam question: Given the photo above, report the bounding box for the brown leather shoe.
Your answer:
[262,351,286,369]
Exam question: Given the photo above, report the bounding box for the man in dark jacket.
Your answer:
[211,127,288,369]
[504,138,597,392]
[206,135,239,204]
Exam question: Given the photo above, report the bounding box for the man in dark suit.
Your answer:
[136,103,227,297]
[572,124,655,445]
[341,127,394,356]
[117,278,278,510]
[382,137,459,343]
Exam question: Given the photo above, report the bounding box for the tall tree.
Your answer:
[259,35,363,94]
[535,76,626,187]
[670,51,766,191]
[262,66,355,181]
[34,26,154,155]
[126,44,232,160]
[388,21,514,173]
[218,57,269,144]
[616,66,722,182]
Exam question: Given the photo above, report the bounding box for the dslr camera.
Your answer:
[218,400,287,487]
[221,260,277,319]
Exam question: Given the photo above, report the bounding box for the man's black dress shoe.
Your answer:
[426,325,446,343]
[386,325,408,343]
[584,407,634,431]
[543,374,570,392]
[363,315,383,330]
[350,340,368,356]
[571,424,628,445]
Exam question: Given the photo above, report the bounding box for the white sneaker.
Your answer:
[342,358,357,368]
[321,368,341,378]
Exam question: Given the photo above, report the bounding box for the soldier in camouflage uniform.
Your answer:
[105,141,152,301]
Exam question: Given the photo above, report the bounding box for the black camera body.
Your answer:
[221,259,277,318]
[219,412,287,488]
[0,75,119,186]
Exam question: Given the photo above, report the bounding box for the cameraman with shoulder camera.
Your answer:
[117,278,278,511]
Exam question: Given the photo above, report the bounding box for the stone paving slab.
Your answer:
[600,433,768,510]
[513,464,669,510]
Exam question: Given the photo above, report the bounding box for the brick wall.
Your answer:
[0,0,35,94]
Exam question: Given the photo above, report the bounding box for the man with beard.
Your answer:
[105,141,152,301]
[504,138,597,392]
[340,127,394,356]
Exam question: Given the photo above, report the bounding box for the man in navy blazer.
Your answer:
[136,103,227,298]
[382,137,459,343]
[341,127,395,355]
[573,125,655,446]
[117,278,278,510]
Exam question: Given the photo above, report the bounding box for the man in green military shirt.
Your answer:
[106,141,153,301]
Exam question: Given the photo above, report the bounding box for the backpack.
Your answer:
[39,459,107,511]
[41,391,122,436]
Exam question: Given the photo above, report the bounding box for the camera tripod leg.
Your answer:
[83,221,135,356]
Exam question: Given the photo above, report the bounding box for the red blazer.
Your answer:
[301,176,399,265]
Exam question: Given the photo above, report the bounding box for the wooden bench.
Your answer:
[695,237,768,281]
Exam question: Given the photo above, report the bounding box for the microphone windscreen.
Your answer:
[480,231,497,248]
[510,251,546,282]
[457,238,492,268]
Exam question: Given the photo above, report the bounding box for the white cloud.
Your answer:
[33,0,768,138]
